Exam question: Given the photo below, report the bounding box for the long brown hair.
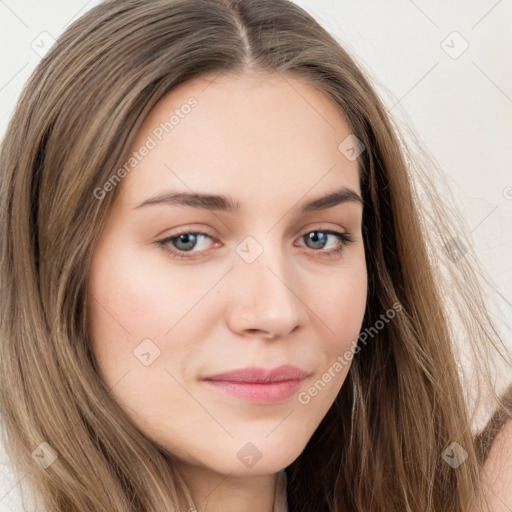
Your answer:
[1,0,510,511]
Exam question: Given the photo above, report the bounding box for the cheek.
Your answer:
[305,261,366,384]
[294,264,367,424]
[314,262,367,350]
[86,253,201,430]
[88,244,206,338]
[86,245,219,388]
[86,247,164,378]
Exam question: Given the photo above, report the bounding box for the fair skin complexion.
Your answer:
[473,418,512,511]
[87,70,367,512]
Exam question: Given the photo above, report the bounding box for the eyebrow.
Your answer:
[134,186,363,213]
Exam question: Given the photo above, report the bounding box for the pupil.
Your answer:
[307,231,327,249]
[175,233,197,251]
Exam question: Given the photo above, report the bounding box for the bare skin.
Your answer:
[87,70,367,512]
[475,418,512,511]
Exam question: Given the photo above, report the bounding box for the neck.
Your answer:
[178,462,279,512]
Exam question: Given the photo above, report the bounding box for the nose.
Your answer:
[226,244,309,340]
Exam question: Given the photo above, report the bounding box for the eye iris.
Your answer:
[306,231,328,249]
[173,233,198,251]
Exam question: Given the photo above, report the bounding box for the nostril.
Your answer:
[246,329,278,340]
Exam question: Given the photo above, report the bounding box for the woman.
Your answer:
[0,0,510,511]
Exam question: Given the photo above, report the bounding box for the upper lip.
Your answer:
[202,365,309,384]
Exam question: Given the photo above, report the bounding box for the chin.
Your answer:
[208,435,306,476]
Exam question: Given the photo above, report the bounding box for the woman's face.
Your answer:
[87,70,367,477]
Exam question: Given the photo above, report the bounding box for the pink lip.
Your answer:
[201,365,309,404]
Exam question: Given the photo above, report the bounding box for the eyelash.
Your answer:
[157,226,355,260]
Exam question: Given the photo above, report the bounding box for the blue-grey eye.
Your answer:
[304,231,330,250]
[171,233,205,251]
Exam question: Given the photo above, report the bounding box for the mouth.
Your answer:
[200,365,309,404]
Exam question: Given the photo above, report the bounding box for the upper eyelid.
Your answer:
[161,224,350,241]
[162,219,353,236]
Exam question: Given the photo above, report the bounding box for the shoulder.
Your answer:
[474,383,512,511]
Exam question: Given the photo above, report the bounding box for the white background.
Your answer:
[1,1,511,509]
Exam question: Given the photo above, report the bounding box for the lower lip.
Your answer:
[202,379,304,404]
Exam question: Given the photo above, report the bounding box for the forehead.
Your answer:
[117,70,361,210]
